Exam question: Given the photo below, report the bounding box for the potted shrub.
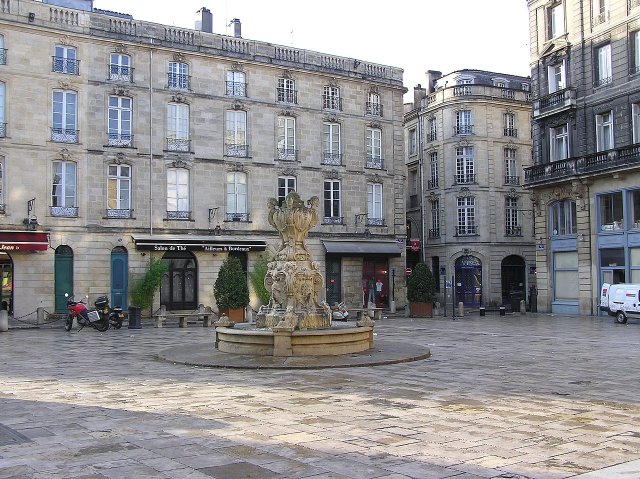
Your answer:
[129,258,167,329]
[407,262,436,317]
[214,256,249,322]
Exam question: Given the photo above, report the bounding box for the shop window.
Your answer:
[598,192,623,231]
[554,251,578,301]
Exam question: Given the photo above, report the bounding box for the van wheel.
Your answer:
[615,311,628,324]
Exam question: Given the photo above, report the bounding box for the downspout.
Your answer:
[149,43,154,236]
[417,109,426,263]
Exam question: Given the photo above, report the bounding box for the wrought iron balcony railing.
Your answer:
[166,210,191,220]
[504,128,518,137]
[365,101,383,117]
[166,137,190,152]
[505,225,522,237]
[429,228,440,238]
[454,125,474,135]
[277,148,298,161]
[226,81,247,97]
[108,65,133,82]
[594,76,613,88]
[107,132,133,147]
[225,143,249,158]
[455,174,476,184]
[428,179,439,189]
[504,175,520,185]
[167,73,190,90]
[365,157,384,170]
[226,212,250,222]
[366,217,385,227]
[322,95,342,111]
[322,152,342,166]
[533,88,577,119]
[631,65,640,75]
[0,123,6,138]
[51,206,78,217]
[322,216,344,225]
[51,128,78,143]
[276,88,297,104]
[456,225,477,236]
[52,57,79,75]
[106,208,133,219]
[428,132,437,142]
[0,49,6,65]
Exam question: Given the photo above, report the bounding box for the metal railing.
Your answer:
[533,88,577,118]
[322,152,342,166]
[108,65,133,82]
[456,225,477,236]
[365,102,383,117]
[505,225,522,236]
[428,228,440,238]
[322,216,344,225]
[504,128,518,137]
[166,210,191,220]
[0,123,6,138]
[107,132,133,147]
[454,125,474,135]
[455,174,476,184]
[277,148,297,161]
[366,217,385,227]
[166,138,190,152]
[453,85,472,96]
[51,206,78,217]
[428,179,439,189]
[322,95,342,111]
[594,76,613,88]
[0,49,6,65]
[276,88,297,104]
[225,143,249,157]
[501,89,515,99]
[106,208,133,219]
[52,57,79,75]
[167,73,190,90]
[428,132,437,142]
[226,81,247,97]
[504,175,520,185]
[226,212,250,222]
[51,128,78,143]
[365,157,384,170]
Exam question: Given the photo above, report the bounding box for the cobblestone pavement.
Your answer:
[2,313,640,479]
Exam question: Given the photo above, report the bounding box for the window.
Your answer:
[53,45,78,74]
[323,122,341,165]
[504,113,517,137]
[52,161,77,215]
[593,0,609,24]
[505,197,520,236]
[168,61,189,90]
[505,148,519,185]
[277,77,296,104]
[408,128,417,156]
[167,168,189,219]
[632,248,640,283]
[457,197,476,235]
[226,70,246,97]
[595,44,612,87]
[107,164,131,217]
[632,31,640,74]
[366,128,383,169]
[598,192,624,231]
[549,200,577,235]
[548,3,565,39]
[430,199,440,237]
[225,110,247,157]
[324,180,342,223]
[408,169,419,208]
[522,83,530,92]
[226,171,248,221]
[277,116,296,161]
[550,124,569,161]
[596,111,613,152]
[109,53,131,82]
[367,183,383,225]
[323,85,341,110]
[554,251,578,300]
[167,103,189,152]
[632,190,640,228]
[548,61,566,93]
[0,82,5,137]
[0,35,5,65]
[366,92,382,116]
[429,152,439,189]
[633,104,640,143]
[454,77,473,95]
[277,176,296,206]
[455,110,472,135]
[428,117,437,141]
[0,159,4,210]
[52,90,78,143]
[108,96,132,147]
[455,146,475,184]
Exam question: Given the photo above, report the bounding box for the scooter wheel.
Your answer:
[64,314,73,332]
[95,319,109,332]
[113,320,122,330]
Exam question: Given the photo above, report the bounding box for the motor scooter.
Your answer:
[94,295,125,329]
[331,302,349,321]
[64,293,109,332]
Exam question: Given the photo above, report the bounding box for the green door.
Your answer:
[54,246,73,313]
[110,247,128,309]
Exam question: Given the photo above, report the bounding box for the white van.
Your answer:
[600,283,640,323]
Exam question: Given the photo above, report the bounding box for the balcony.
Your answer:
[594,76,613,88]
[51,206,78,217]
[276,148,298,161]
[225,143,249,158]
[409,194,420,209]
[108,65,133,82]
[453,85,473,96]
[505,225,522,237]
[455,174,476,185]
[167,73,190,90]
[365,157,384,170]
[454,125,473,135]
[504,128,518,138]
[166,138,190,152]
[226,212,250,222]
[504,175,520,185]
[322,152,342,166]
[365,101,383,117]
[428,179,439,189]
[592,11,609,27]
[0,123,6,138]
[532,88,577,119]
[227,81,247,97]
[107,132,133,147]
[366,217,385,227]
[52,57,79,75]
[51,128,78,143]
[323,216,344,225]
[0,49,6,65]
[322,95,342,111]
[428,132,437,142]
[456,225,477,236]
[166,210,191,220]
[428,228,440,238]
[525,144,640,187]
[276,88,297,104]
[106,208,133,219]
[501,89,515,99]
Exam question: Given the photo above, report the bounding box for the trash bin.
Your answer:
[509,290,524,312]
[128,306,141,329]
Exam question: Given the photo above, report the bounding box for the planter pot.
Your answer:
[410,302,433,318]
[221,307,245,323]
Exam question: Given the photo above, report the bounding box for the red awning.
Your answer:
[0,232,49,251]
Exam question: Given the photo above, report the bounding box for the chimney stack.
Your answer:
[413,84,426,108]
[425,70,442,94]
[231,18,241,38]
[196,7,213,33]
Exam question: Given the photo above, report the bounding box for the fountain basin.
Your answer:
[216,323,374,357]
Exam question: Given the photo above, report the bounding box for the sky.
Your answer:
[92,0,531,102]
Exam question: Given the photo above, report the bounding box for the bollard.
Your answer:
[37,307,45,325]
[499,306,506,316]
[0,310,8,332]
[520,300,526,315]
[479,306,485,317]
[457,301,464,317]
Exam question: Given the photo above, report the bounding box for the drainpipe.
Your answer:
[149,42,154,236]
[417,109,426,264]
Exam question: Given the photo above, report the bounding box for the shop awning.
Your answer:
[131,235,266,252]
[322,240,402,257]
[0,231,49,252]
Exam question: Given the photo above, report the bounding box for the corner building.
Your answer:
[525,0,640,314]
[405,70,535,309]
[0,0,407,318]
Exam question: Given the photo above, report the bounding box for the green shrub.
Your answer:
[214,256,250,310]
[131,258,167,310]
[407,263,436,303]
[249,253,272,305]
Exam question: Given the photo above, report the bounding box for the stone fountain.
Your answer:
[215,192,374,357]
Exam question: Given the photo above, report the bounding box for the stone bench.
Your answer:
[347,307,384,321]
[153,305,214,328]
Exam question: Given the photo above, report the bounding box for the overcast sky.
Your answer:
[93,0,531,102]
